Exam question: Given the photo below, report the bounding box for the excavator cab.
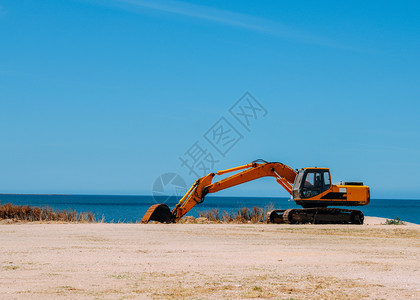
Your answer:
[292,168,331,200]
[292,167,370,211]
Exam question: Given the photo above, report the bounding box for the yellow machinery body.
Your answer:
[141,160,370,224]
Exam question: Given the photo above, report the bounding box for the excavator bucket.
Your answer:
[140,204,173,223]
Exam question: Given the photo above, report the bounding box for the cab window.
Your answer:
[323,171,331,187]
[304,173,314,187]
[300,170,330,198]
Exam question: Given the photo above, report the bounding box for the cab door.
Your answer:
[299,169,331,199]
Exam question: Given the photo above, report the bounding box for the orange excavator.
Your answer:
[141,160,370,224]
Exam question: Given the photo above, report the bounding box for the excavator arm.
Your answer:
[141,160,297,223]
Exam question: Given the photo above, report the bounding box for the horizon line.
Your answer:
[1,193,419,201]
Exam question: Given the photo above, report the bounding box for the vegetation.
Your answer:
[197,203,274,223]
[383,216,405,225]
[0,203,96,223]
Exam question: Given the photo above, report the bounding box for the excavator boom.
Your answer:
[141,161,296,223]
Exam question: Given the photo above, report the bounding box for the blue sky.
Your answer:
[1,0,419,199]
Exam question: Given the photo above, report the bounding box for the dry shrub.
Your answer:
[383,216,405,225]
[235,207,263,223]
[250,206,264,222]
[198,209,220,222]
[222,211,235,223]
[198,203,276,224]
[0,203,96,223]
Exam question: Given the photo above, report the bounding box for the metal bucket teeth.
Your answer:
[141,204,173,224]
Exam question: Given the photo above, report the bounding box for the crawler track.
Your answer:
[268,208,364,224]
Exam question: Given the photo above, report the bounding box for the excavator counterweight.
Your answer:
[141,160,370,224]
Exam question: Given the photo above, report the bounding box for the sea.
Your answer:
[0,194,419,224]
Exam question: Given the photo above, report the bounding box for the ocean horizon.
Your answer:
[1,194,419,224]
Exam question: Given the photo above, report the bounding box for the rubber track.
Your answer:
[282,208,364,224]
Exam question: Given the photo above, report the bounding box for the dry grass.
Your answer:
[198,204,275,224]
[128,272,371,299]
[0,203,96,223]
[197,208,221,222]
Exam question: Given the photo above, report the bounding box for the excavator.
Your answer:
[141,160,370,224]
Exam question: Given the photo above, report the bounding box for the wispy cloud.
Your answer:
[94,0,346,48]
[120,0,267,31]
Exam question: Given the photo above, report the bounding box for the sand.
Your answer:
[1,217,419,299]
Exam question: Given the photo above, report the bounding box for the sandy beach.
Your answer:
[1,217,419,299]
